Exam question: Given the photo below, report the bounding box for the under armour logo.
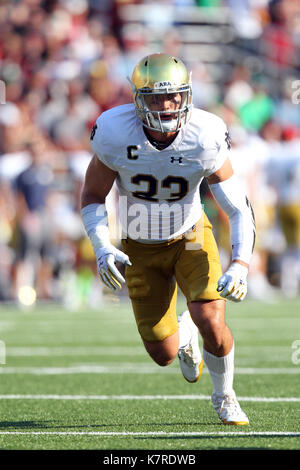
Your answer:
[170,156,183,164]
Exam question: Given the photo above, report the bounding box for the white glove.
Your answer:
[217,262,248,302]
[96,245,131,291]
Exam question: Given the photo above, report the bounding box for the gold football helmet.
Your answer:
[129,53,192,133]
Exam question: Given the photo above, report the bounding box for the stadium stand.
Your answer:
[0,0,299,304]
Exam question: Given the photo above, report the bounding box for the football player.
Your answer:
[81,53,256,425]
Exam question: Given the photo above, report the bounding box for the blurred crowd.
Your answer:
[0,0,299,307]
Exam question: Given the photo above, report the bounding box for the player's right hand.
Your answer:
[95,246,131,291]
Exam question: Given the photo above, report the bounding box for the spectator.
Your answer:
[266,126,300,297]
[12,137,55,301]
[0,177,15,300]
[0,0,298,304]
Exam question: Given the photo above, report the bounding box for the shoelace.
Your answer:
[219,395,242,415]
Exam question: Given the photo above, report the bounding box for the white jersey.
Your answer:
[90,103,230,242]
[266,139,300,205]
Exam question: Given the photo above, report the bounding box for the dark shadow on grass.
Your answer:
[0,421,54,429]
[0,420,219,430]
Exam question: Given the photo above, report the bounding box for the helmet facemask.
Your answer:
[134,86,192,133]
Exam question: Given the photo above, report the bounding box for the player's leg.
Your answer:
[143,304,202,370]
[142,331,179,367]
[121,238,180,366]
[176,213,249,425]
[186,300,249,426]
[188,298,236,399]
[188,298,233,356]
[140,281,179,366]
[278,204,300,297]
[191,299,248,425]
[175,213,224,383]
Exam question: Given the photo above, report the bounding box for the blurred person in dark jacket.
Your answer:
[12,136,55,301]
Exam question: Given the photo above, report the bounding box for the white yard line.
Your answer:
[0,394,299,402]
[5,345,289,357]
[6,346,145,356]
[235,367,300,374]
[0,364,299,375]
[0,431,299,437]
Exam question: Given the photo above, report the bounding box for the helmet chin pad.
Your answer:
[147,112,180,133]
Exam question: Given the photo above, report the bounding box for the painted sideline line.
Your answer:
[0,431,299,437]
[0,394,299,402]
[0,365,299,375]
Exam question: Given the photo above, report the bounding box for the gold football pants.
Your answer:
[278,204,300,247]
[122,212,223,342]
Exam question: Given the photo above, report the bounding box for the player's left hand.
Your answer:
[217,262,248,302]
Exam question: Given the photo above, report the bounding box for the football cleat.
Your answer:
[178,311,203,383]
[211,391,249,425]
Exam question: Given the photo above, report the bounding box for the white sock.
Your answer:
[203,345,235,396]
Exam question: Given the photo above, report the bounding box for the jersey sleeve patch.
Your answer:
[90,117,117,171]
[203,119,231,176]
[90,123,98,141]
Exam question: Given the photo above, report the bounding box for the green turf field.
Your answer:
[0,296,299,451]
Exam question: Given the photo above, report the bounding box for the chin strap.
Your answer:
[143,127,178,149]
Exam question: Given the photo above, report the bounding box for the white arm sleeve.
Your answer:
[209,174,256,265]
[81,203,110,253]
